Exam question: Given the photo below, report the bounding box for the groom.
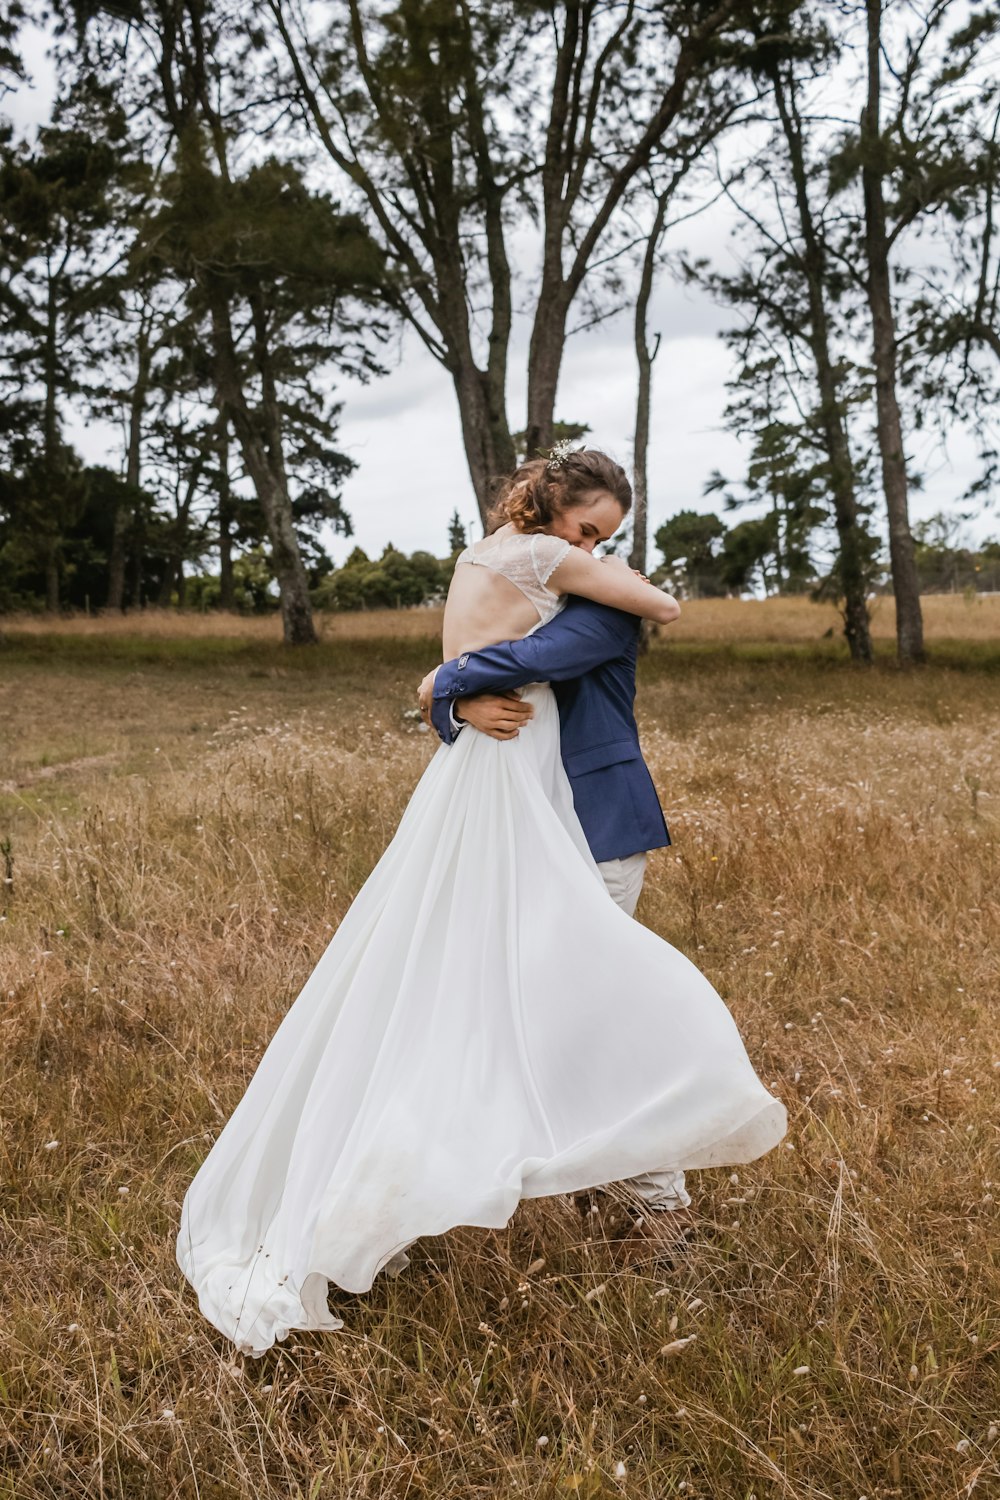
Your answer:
[417,592,691,1223]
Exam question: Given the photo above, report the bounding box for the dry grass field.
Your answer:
[1,600,998,1499]
[2,590,999,646]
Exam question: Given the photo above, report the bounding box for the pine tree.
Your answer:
[447,510,466,554]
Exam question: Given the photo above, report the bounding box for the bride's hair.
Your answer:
[489,449,632,533]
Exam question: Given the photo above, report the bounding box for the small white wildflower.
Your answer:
[637,1394,647,1405]
[956,1438,970,1453]
[536,1435,549,1448]
[67,1323,79,1333]
[118,1186,129,1196]
[161,1409,175,1421]
[44,1140,59,1151]
[614,1460,626,1478]
[792,1365,810,1376]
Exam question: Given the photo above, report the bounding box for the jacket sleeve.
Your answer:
[430,691,461,746]
[432,604,635,728]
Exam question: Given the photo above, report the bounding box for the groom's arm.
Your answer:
[429,603,636,745]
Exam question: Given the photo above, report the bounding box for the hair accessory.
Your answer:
[545,438,576,472]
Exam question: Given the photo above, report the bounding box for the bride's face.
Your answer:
[546,491,625,552]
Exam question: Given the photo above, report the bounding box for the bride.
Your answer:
[177,446,786,1355]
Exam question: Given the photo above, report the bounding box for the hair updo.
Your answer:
[489,448,632,534]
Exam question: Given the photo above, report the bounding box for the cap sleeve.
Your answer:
[529,533,572,590]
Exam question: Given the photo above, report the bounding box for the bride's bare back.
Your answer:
[442,526,570,659]
[442,521,681,661]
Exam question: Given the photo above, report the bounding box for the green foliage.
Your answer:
[912,514,1000,594]
[447,509,466,553]
[312,544,451,611]
[188,547,279,614]
[142,144,389,531]
[653,510,728,597]
[0,455,166,610]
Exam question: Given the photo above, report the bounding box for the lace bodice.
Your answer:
[456,527,571,627]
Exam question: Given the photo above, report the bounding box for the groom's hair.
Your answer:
[490,449,632,534]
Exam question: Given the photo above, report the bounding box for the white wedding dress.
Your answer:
[177,530,786,1354]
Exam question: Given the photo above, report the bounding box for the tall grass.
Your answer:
[2,590,999,645]
[0,638,997,1498]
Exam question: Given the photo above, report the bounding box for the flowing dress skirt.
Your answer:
[177,684,786,1353]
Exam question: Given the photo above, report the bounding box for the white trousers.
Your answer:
[596,851,691,1213]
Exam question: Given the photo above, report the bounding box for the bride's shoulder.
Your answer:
[478,525,570,574]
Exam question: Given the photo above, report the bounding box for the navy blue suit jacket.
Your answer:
[431,597,670,864]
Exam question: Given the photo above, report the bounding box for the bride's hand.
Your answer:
[600,553,650,583]
[417,668,439,726]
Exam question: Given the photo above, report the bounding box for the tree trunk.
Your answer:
[861,0,924,664]
[109,322,152,612]
[207,283,317,645]
[45,547,60,614]
[158,560,175,607]
[524,282,570,462]
[217,419,235,610]
[452,359,516,525]
[130,526,144,610]
[630,190,669,575]
[106,504,130,613]
[824,408,872,661]
[43,263,60,613]
[769,63,873,663]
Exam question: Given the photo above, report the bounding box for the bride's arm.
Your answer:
[549,550,681,623]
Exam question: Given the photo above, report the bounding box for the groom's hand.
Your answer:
[457,691,534,740]
[417,668,439,726]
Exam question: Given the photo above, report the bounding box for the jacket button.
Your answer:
[458,654,469,668]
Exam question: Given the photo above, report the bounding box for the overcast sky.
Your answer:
[6,18,993,570]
